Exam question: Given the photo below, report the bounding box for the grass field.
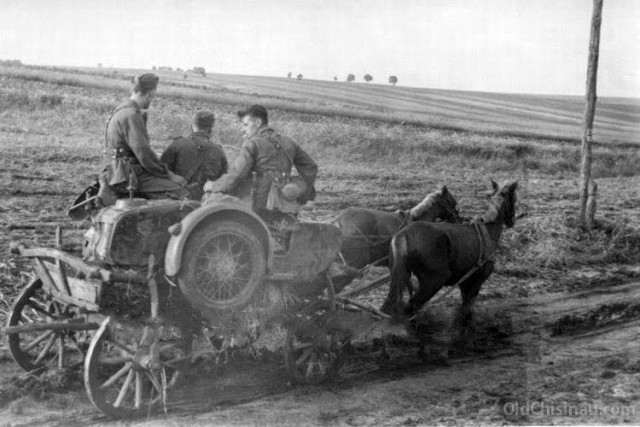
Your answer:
[2,63,640,146]
[1,63,640,424]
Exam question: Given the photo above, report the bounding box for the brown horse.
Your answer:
[380,180,518,331]
[331,186,461,268]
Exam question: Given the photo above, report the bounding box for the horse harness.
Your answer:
[426,221,498,307]
[338,210,412,266]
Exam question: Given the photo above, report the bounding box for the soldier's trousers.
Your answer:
[109,170,190,200]
[136,172,190,200]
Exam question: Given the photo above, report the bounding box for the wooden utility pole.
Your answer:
[579,0,604,228]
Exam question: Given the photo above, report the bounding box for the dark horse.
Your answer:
[331,186,460,268]
[380,180,518,330]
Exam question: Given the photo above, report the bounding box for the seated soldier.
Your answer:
[102,73,189,201]
[161,111,228,200]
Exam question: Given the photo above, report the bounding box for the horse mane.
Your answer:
[409,192,439,219]
[481,181,517,224]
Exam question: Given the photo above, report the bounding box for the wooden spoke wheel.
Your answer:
[177,220,266,312]
[84,317,191,419]
[7,278,91,373]
[284,301,344,385]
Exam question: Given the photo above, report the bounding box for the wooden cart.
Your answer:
[6,196,396,419]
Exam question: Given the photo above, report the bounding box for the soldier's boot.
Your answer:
[97,175,118,207]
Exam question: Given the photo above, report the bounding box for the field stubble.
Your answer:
[0,71,640,424]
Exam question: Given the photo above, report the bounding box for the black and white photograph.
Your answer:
[0,0,639,424]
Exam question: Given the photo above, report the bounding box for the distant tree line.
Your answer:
[151,65,205,77]
[284,71,399,86]
[0,59,23,67]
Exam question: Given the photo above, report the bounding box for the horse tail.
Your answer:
[381,232,411,316]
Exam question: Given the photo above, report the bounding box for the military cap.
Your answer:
[194,111,215,129]
[237,104,268,123]
[132,73,159,93]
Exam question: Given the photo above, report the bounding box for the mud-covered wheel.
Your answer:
[284,301,344,385]
[177,220,266,312]
[7,278,90,373]
[84,317,190,419]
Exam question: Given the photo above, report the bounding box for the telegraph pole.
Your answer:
[579,0,604,228]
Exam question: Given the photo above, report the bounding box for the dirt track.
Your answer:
[1,269,639,426]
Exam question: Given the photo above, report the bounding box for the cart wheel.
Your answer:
[84,317,190,419]
[178,220,266,312]
[7,278,90,373]
[284,302,344,385]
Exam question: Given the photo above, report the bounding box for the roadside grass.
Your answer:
[500,214,640,277]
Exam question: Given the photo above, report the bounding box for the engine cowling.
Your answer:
[82,199,199,267]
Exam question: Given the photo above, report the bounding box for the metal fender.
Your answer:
[164,201,272,276]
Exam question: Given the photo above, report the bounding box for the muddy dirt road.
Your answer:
[1,269,639,426]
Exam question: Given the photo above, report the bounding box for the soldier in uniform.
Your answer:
[102,73,189,200]
[203,105,318,222]
[161,111,228,200]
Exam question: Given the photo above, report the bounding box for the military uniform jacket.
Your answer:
[208,127,318,211]
[161,132,228,185]
[104,100,170,179]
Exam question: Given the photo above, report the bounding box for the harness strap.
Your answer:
[337,210,411,265]
[424,222,499,309]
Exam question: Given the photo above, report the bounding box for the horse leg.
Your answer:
[380,234,410,316]
[406,269,451,363]
[456,269,489,338]
[406,268,449,318]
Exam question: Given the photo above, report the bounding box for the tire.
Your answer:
[177,220,267,313]
[7,278,90,373]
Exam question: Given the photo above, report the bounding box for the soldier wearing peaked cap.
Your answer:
[101,73,190,201]
[161,111,229,200]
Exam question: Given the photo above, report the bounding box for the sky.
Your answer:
[1,0,638,97]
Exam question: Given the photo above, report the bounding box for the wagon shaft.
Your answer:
[5,321,100,334]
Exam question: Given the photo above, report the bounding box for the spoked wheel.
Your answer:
[284,301,344,385]
[7,278,91,373]
[84,317,191,419]
[177,220,266,312]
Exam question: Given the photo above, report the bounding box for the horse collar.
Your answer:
[474,222,497,265]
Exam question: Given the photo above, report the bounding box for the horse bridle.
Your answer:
[442,195,461,222]
[490,188,515,226]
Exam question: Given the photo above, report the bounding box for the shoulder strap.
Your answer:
[182,136,213,183]
[103,103,137,148]
[265,133,294,168]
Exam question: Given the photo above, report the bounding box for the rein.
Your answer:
[339,210,411,248]
[418,221,500,310]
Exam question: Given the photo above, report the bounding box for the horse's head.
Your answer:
[410,185,461,223]
[484,181,518,227]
